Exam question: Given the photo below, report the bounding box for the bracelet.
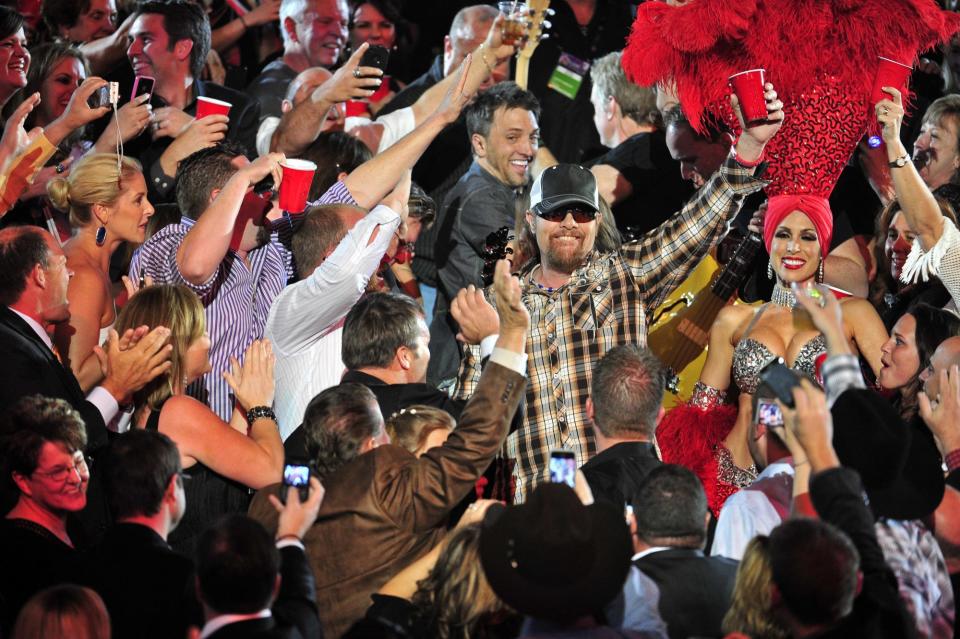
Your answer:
[476,43,496,74]
[246,405,277,425]
[733,143,765,168]
[945,449,960,473]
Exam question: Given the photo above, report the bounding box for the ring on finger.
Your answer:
[353,68,361,79]
[55,163,65,174]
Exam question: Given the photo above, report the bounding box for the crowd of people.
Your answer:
[2,0,960,637]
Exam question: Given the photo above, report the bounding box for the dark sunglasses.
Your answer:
[536,206,598,223]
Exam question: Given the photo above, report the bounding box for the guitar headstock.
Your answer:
[517,0,551,63]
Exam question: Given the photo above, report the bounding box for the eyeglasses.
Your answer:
[536,206,598,223]
[33,455,89,484]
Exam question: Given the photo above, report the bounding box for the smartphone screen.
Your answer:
[756,399,784,430]
[549,450,577,488]
[131,75,155,102]
[283,463,310,487]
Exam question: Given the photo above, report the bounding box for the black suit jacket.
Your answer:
[82,523,201,639]
[580,441,661,510]
[0,307,108,449]
[206,546,320,639]
[283,370,465,459]
[634,548,738,639]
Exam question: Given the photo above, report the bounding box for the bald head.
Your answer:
[922,335,960,399]
[444,5,498,77]
[286,67,335,106]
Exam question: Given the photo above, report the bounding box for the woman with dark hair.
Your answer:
[0,7,30,115]
[869,197,956,329]
[347,519,521,639]
[348,0,411,113]
[877,302,960,422]
[1,43,151,239]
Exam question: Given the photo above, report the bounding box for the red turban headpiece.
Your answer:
[763,195,833,259]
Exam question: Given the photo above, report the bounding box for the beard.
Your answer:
[543,233,591,273]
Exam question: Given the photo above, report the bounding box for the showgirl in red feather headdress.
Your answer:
[628,0,960,516]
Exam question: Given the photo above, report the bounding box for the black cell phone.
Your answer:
[359,44,390,72]
[548,450,577,488]
[131,75,155,102]
[757,359,804,409]
[280,462,311,504]
[87,85,109,109]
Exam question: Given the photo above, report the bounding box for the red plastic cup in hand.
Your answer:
[344,100,369,117]
[872,56,912,105]
[196,96,232,119]
[728,69,767,123]
[278,159,317,213]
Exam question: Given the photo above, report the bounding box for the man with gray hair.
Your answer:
[580,344,666,510]
[585,51,692,237]
[246,0,349,120]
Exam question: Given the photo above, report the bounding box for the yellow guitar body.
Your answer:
[647,254,760,408]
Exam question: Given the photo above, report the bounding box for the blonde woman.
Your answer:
[385,405,455,457]
[50,153,154,391]
[116,284,283,555]
[722,536,788,639]
[12,585,110,639]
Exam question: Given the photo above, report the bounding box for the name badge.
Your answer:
[548,52,590,100]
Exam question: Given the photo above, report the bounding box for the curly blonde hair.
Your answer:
[722,536,789,639]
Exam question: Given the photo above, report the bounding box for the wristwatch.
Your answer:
[889,154,911,168]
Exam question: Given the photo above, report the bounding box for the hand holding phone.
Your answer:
[359,44,390,74]
[757,359,803,409]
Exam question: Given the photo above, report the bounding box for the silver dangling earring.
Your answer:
[818,259,824,283]
[767,259,774,280]
[95,226,106,246]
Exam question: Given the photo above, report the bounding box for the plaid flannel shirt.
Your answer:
[454,151,767,501]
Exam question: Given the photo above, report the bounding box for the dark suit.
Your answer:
[283,370,465,460]
[204,546,321,639]
[0,307,114,544]
[580,441,661,511]
[250,362,525,638]
[633,548,738,639]
[0,307,108,449]
[82,523,201,639]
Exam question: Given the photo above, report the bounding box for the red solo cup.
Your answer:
[872,56,912,106]
[196,96,232,119]
[344,100,369,117]
[278,159,317,213]
[728,69,767,123]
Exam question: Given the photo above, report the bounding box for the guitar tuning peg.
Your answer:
[538,32,550,41]
[541,19,552,29]
[546,7,556,15]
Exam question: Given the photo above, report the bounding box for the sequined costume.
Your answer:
[657,304,828,516]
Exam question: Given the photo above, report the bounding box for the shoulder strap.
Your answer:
[144,397,171,432]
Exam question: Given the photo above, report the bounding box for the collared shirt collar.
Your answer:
[9,307,52,350]
[199,609,271,639]
[631,546,670,561]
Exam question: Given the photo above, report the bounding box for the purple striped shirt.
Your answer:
[129,180,357,420]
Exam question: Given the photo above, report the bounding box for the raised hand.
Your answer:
[732,82,784,161]
[311,42,383,105]
[96,326,173,403]
[919,364,960,455]
[158,114,229,176]
[151,106,197,140]
[876,86,905,146]
[433,54,474,126]
[451,284,499,345]
[492,259,529,334]
[223,339,276,413]
[240,151,284,188]
[96,94,152,150]
[269,476,325,540]
[0,92,42,171]
[245,0,282,26]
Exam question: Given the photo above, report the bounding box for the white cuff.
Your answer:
[489,346,527,376]
[276,538,306,551]
[479,333,499,359]
[901,217,957,284]
[87,386,120,427]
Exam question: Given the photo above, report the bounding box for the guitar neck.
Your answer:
[711,232,762,299]
[515,56,531,90]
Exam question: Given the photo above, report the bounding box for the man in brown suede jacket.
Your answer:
[248,261,528,637]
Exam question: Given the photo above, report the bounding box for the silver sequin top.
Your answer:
[732,334,827,394]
